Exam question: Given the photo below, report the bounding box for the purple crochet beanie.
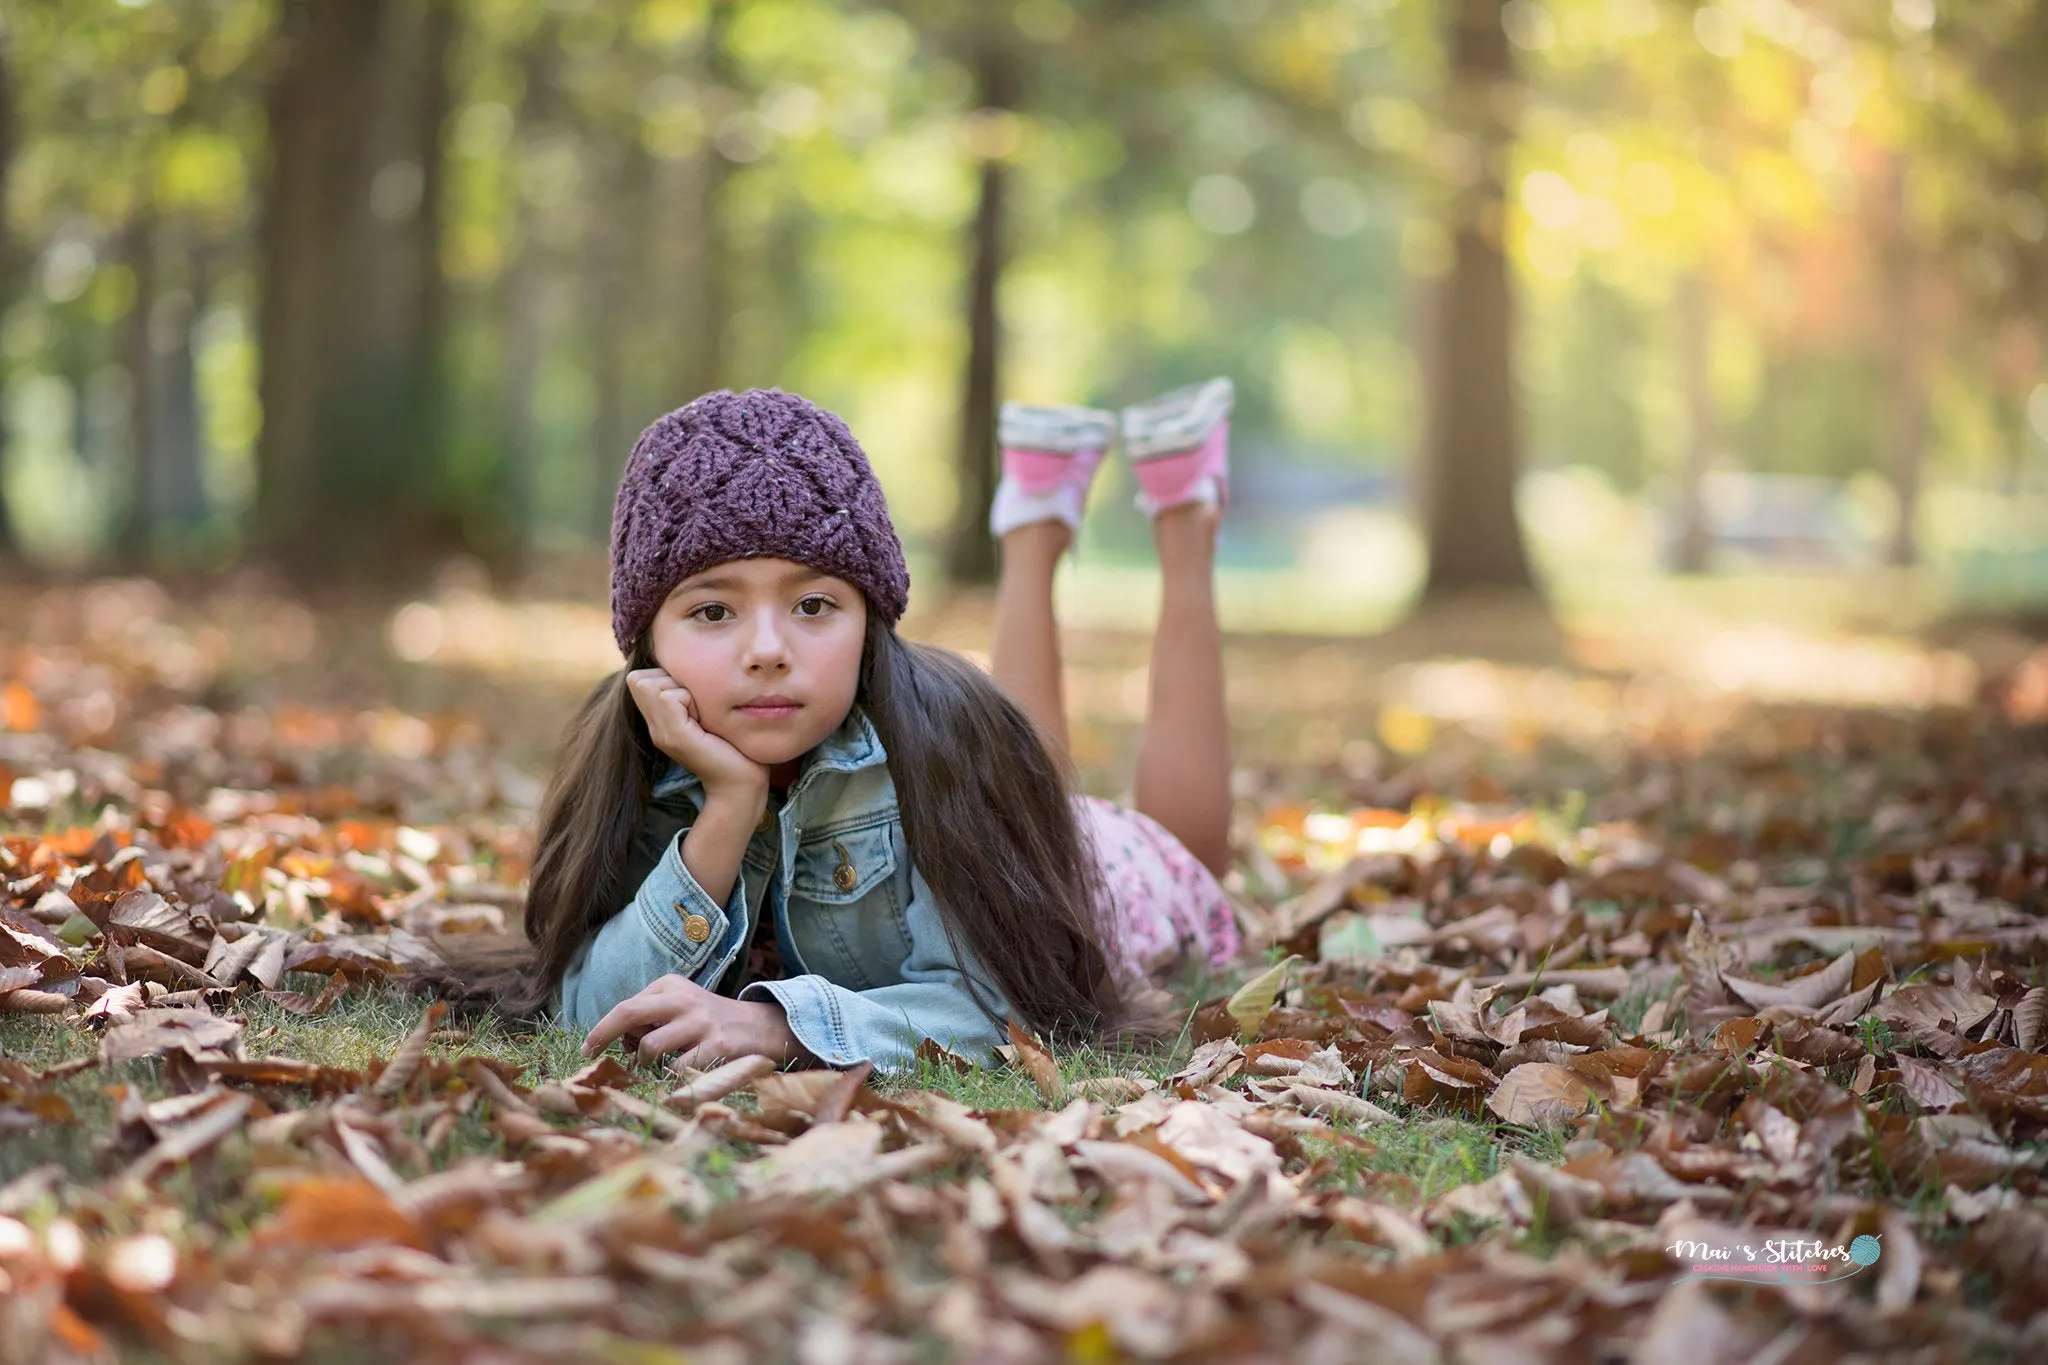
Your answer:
[608,389,911,655]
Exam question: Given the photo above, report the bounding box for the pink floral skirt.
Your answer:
[1074,794,1241,981]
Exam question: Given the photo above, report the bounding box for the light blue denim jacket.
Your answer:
[554,704,1012,1071]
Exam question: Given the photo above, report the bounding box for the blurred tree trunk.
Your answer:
[945,37,1017,587]
[499,250,545,554]
[758,211,813,382]
[364,0,455,555]
[119,215,160,571]
[115,15,213,574]
[1419,0,1535,601]
[255,0,379,572]
[114,219,209,571]
[498,30,559,559]
[404,0,454,505]
[0,38,21,567]
[1880,155,1927,567]
[255,0,457,586]
[1673,272,1715,573]
[676,4,734,402]
[152,247,211,548]
[676,145,732,402]
[589,136,653,535]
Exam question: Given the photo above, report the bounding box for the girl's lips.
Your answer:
[738,702,802,718]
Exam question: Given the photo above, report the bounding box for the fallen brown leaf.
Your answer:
[1486,1063,1596,1127]
[1007,1019,1067,1105]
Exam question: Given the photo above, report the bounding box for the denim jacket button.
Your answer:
[828,837,858,891]
[756,808,772,832]
[681,914,711,943]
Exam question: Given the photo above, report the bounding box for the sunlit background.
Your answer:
[2,0,2045,730]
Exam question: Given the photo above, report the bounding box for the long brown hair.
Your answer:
[431,617,1128,1042]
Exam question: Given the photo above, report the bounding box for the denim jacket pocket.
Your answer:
[789,821,897,905]
[785,820,910,990]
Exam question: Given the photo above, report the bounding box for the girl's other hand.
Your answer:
[626,668,770,797]
[580,973,807,1069]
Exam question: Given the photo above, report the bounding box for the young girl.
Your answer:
[478,384,1241,1073]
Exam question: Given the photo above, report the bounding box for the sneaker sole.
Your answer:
[1122,378,1235,460]
[999,404,1118,454]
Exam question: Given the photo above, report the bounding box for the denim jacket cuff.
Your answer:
[635,832,743,979]
[737,972,1009,1073]
[739,974,857,1067]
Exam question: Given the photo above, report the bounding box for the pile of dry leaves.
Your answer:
[4,581,2048,1362]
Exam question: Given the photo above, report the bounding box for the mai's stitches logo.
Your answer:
[1667,1233,1884,1285]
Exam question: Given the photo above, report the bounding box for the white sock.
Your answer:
[989,476,1086,539]
[1133,474,1222,520]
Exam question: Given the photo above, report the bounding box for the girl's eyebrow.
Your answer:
[677,568,831,593]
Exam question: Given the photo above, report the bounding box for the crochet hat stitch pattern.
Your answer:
[608,389,912,654]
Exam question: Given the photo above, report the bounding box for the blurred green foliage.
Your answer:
[0,0,2041,595]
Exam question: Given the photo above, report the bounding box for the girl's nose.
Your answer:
[743,617,790,669]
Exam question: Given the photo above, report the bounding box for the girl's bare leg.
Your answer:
[990,520,1071,759]
[1133,502,1232,877]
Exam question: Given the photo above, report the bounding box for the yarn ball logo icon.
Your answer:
[1666,1231,1882,1284]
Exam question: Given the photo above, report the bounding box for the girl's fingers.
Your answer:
[626,670,706,746]
[583,991,672,1057]
[635,1017,706,1068]
[644,678,694,719]
[625,670,671,699]
[624,675,675,726]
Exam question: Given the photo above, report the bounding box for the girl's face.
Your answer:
[647,556,868,775]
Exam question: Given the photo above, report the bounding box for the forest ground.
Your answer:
[3,570,2046,1363]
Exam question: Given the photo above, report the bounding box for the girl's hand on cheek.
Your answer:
[581,974,806,1070]
[626,668,771,797]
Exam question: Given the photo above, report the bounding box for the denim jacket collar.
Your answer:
[648,703,887,804]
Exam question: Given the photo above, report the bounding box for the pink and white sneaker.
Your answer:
[988,401,1118,541]
[1121,377,1234,518]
